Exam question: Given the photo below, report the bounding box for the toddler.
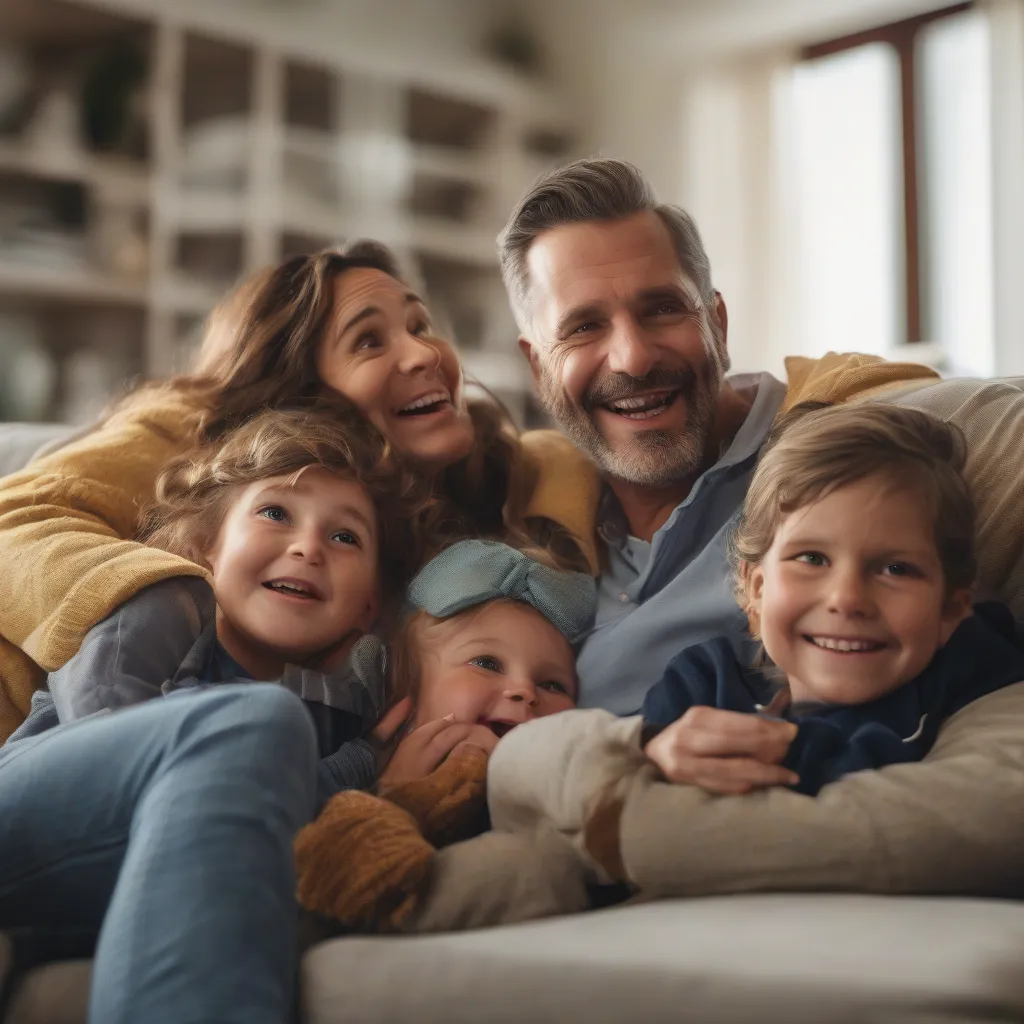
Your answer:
[294,538,597,930]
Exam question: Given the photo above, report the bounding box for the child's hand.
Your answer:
[378,715,498,787]
[644,706,799,795]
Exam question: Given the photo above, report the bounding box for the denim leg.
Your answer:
[0,684,317,1024]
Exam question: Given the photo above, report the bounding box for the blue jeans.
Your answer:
[0,685,317,1024]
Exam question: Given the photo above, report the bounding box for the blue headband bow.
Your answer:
[406,540,597,642]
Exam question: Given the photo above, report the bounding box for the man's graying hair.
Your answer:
[498,157,715,332]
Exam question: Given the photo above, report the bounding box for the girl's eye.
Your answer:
[539,680,571,696]
[469,655,503,673]
[794,551,827,566]
[330,530,360,547]
[257,505,288,523]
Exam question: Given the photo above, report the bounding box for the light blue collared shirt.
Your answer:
[576,372,787,715]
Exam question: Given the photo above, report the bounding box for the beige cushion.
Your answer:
[873,376,1024,619]
[301,895,1024,1024]
[9,895,1024,1022]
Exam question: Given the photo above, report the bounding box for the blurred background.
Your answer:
[0,0,1019,427]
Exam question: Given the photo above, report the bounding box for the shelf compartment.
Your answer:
[406,89,495,151]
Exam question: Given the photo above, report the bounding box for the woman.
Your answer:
[0,242,598,1021]
[0,242,598,736]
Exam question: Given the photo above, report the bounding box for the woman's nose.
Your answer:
[396,332,441,376]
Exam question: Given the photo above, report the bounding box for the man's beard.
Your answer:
[538,347,726,489]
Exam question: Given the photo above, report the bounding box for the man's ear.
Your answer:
[939,587,973,645]
[518,336,543,388]
[713,290,729,349]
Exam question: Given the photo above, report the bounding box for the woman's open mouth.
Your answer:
[396,390,452,417]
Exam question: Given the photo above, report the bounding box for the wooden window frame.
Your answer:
[801,2,973,343]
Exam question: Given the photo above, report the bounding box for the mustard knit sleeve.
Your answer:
[0,390,211,733]
[520,430,602,575]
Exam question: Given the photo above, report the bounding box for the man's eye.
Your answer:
[540,680,571,695]
[256,506,288,523]
[331,530,360,547]
[469,655,503,673]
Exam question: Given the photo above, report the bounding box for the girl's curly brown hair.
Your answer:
[140,397,434,604]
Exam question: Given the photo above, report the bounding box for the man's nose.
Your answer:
[605,320,656,379]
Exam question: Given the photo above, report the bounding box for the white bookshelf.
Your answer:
[0,0,573,424]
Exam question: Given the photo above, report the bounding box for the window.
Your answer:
[795,3,993,373]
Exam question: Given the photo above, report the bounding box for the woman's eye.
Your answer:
[794,551,827,566]
[539,680,571,695]
[330,530,360,547]
[469,655,503,673]
[354,331,381,351]
[256,505,288,523]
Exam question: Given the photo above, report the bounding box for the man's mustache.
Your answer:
[583,367,698,412]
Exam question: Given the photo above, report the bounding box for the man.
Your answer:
[499,159,935,707]
[487,159,1024,892]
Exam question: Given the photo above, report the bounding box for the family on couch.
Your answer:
[1,157,1023,1024]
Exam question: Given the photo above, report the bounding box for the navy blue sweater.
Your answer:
[642,602,1024,795]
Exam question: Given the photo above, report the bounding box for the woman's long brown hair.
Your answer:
[116,241,582,565]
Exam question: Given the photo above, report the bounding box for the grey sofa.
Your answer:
[2,419,1024,1024]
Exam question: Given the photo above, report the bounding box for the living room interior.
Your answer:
[0,0,1017,430]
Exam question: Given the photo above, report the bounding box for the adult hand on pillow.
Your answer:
[644,706,799,795]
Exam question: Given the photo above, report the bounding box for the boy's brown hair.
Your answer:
[733,402,976,631]
[141,397,432,604]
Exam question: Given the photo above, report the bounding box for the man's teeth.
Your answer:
[809,637,883,652]
[401,392,448,413]
[606,393,674,418]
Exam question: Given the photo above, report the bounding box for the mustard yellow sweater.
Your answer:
[0,353,937,739]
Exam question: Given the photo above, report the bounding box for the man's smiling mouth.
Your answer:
[602,390,679,420]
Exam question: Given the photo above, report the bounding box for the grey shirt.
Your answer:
[576,372,787,715]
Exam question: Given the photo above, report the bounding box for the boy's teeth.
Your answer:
[810,637,881,652]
